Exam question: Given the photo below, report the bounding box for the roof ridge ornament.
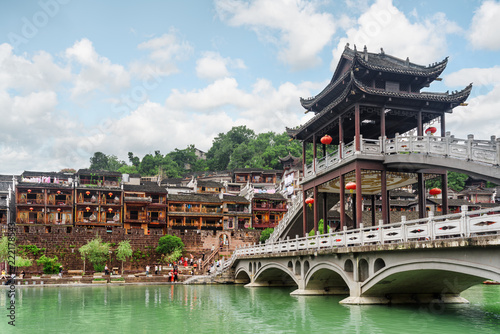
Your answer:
[380,47,385,55]
[363,45,368,61]
[345,43,350,50]
[406,57,410,66]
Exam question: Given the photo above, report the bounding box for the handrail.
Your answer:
[222,206,500,271]
[302,133,500,182]
[266,191,303,244]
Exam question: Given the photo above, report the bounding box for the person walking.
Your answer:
[146,265,150,277]
[58,265,63,278]
[154,265,158,275]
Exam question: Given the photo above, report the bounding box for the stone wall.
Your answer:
[12,226,260,275]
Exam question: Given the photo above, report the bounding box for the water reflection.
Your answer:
[0,284,498,333]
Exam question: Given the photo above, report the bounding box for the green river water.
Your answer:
[1,284,499,333]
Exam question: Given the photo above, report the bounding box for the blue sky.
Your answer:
[1,0,500,174]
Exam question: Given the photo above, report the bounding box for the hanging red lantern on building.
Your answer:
[346,182,356,193]
[425,127,437,135]
[86,191,90,195]
[320,134,333,145]
[305,197,314,209]
[108,208,113,212]
[85,206,91,211]
[27,189,31,193]
[429,188,442,197]
[108,192,113,197]
[57,190,61,194]
[57,208,61,212]
[29,207,33,211]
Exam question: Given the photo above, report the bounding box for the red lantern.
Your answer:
[57,190,61,194]
[85,206,91,211]
[346,182,356,193]
[29,207,34,211]
[86,191,90,195]
[429,188,442,197]
[425,127,437,135]
[108,192,113,197]
[108,208,113,212]
[27,189,31,193]
[320,134,333,145]
[57,208,61,212]
[305,197,314,209]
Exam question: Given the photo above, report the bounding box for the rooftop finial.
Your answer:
[345,43,350,50]
[363,45,368,61]
[406,57,410,66]
[353,44,357,51]
[380,47,384,55]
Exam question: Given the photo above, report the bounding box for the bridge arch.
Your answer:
[304,262,353,293]
[234,268,251,284]
[253,262,299,287]
[361,259,500,297]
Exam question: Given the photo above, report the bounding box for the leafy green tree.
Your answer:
[156,235,184,264]
[207,126,256,170]
[79,236,111,273]
[117,165,139,174]
[36,255,61,274]
[89,152,109,170]
[0,236,33,271]
[259,228,274,243]
[426,172,469,192]
[308,219,331,236]
[128,152,140,167]
[156,235,184,255]
[116,240,133,275]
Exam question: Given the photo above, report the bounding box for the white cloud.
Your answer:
[331,0,461,70]
[468,0,500,50]
[130,31,193,80]
[444,66,500,87]
[65,38,130,98]
[0,43,70,93]
[196,51,246,81]
[215,0,336,70]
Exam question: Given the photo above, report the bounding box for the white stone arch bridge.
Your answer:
[225,206,500,305]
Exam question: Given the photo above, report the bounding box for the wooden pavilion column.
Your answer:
[371,195,376,226]
[313,186,318,233]
[302,195,307,237]
[339,174,345,229]
[355,104,361,151]
[355,165,362,228]
[441,173,448,215]
[417,173,426,218]
[381,169,388,224]
[380,107,386,139]
[339,117,344,159]
[441,113,448,215]
[323,192,328,233]
[313,135,317,171]
[417,110,423,136]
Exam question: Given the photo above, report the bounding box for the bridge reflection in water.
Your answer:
[224,205,500,304]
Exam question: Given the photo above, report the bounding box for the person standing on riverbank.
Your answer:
[59,266,63,278]
[146,265,150,277]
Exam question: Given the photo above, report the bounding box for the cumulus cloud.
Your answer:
[196,51,246,81]
[130,31,193,80]
[65,38,130,98]
[468,1,500,50]
[331,0,461,70]
[0,43,70,93]
[215,0,336,70]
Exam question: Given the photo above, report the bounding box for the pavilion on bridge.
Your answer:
[288,44,472,235]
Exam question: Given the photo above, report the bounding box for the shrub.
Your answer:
[259,228,274,243]
[156,235,184,255]
[36,255,61,274]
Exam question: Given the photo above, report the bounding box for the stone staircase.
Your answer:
[266,191,303,244]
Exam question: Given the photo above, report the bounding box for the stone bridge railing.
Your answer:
[303,133,500,182]
[265,191,303,244]
[222,205,500,271]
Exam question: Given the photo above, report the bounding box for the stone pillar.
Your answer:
[417,110,423,136]
[303,196,307,237]
[339,117,344,159]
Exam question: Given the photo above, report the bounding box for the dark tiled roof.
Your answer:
[123,184,167,193]
[233,168,283,174]
[254,193,286,201]
[168,193,222,204]
[22,171,73,178]
[222,194,249,203]
[161,178,184,185]
[77,169,121,177]
[198,180,224,188]
[389,190,416,198]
